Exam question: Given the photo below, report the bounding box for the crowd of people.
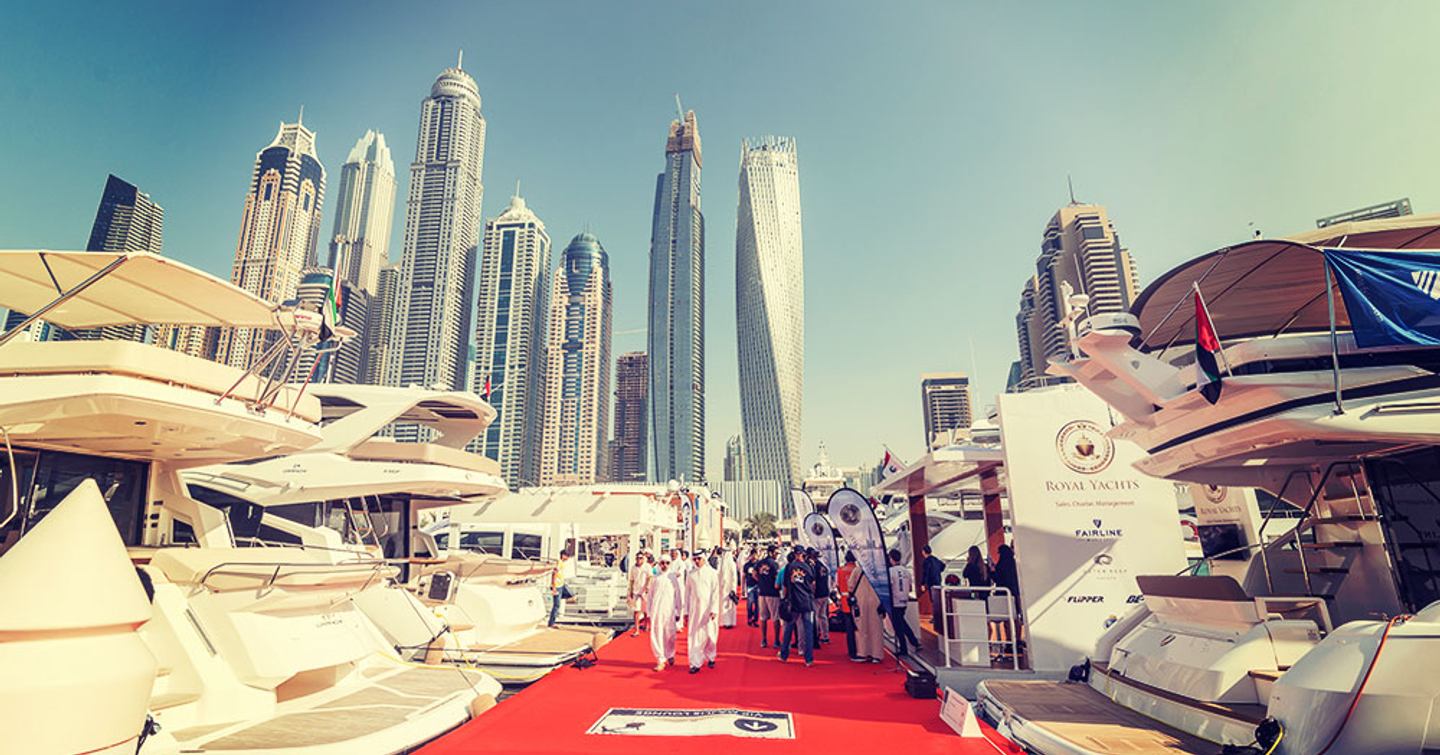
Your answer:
[624,545,741,673]
[615,539,1019,672]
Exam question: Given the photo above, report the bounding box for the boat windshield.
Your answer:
[0,448,148,556]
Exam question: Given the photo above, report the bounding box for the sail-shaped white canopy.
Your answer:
[0,250,278,329]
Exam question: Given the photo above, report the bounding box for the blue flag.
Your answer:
[1324,248,1440,348]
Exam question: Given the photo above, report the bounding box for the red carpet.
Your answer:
[422,608,1020,754]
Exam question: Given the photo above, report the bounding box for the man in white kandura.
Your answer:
[628,552,653,637]
[718,547,739,628]
[671,549,688,630]
[647,555,680,671]
[684,551,721,673]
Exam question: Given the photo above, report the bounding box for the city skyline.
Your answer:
[7,2,1440,470]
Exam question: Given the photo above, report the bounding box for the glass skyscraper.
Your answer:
[327,130,396,294]
[387,58,485,397]
[647,109,706,484]
[472,193,550,488]
[538,232,612,486]
[735,136,804,490]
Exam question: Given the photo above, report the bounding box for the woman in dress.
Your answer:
[849,564,885,663]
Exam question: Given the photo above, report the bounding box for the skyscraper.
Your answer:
[473,194,551,487]
[77,174,165,342]
[217,117,326,370]
[538,232,613,486]
[328,130,396,294]
[920,372,973,448]
[647,108,706,484]
[1013,200,1139,391]
[723,434,745,482]
[294,268,337,381]
[387,57,486,397]
[364,264,401,385]
[735,136,804,490]
[610,351,649,483]
[330,280,370,384]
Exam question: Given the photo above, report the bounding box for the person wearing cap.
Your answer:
[647,554,681,671]
[754,545,781,648]
[684,551,721,672]
[777,548,817,666]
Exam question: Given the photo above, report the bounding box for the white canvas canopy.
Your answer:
[0,250,279,329]
[450,486,679,537]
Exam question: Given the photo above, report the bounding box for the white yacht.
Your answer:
[0,250,496,755]
[977,217,1440,754]
[184,383,605,685]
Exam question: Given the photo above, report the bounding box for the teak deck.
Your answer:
[983,679,1217,754]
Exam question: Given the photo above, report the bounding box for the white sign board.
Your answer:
[997,384,1187,672]
[587,708,795,739]
[939,688,984,737]
[1188,483,1263,580]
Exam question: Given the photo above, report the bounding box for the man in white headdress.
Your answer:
[647,554,680,671]
[717,546,739,628]
[670,548,688,630]
[684,551,721,672]
[628,552,653,637]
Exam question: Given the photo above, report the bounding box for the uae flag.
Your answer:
[1194,285,1223,404]
[320,282,341,343]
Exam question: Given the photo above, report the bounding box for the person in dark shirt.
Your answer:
[990,543,1021,660]
[920,544,947,633]
[755,546,781,648]
[743,551,760,626]
[778,549,816,666]
[809,547,832,646]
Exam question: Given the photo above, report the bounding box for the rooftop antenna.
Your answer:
[674,93,684,118]
[1067,174,1077,205]
[514,178,521,199]
[297,104,304,125]
[457,49,464,70]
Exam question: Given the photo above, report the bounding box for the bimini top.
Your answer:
[0,250,278,329]
[1132,215,1440,353]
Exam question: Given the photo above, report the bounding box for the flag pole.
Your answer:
[1324,260,1344,414]
[1193,282,1234,377]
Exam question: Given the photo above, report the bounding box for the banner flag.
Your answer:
[1324,247,1440,348]
[790,488,815,523]
[800,512,841,579]
[681,498,694,553]
[827,487,893,612]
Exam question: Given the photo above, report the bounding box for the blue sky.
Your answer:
[4,2,1440,474]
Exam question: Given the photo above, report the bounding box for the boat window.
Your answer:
[1367,450,1440,612]
[460,531,504,555]
[188,484,300,546]
[371,496,409,559]
[0,449,38,556]
[23,450,147,546]
[511,533,543,561]
[433,531,450,550]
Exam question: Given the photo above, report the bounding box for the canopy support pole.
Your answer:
[1325,263,1344,415]
[0,255,130,348]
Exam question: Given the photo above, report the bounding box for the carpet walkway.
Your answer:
[421,612,1020,754]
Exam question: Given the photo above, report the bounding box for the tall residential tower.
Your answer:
[327,130,396,294]
[610,351,649,483]
[735,136,804,490]
[538,232,613,486]
[387,58,486,397]
[473,194,551,487]
[217,118,326,369]
[647,108,706,483]
[75,174,166,343]
[1013,200,1139,391]
[920,372,973,448]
